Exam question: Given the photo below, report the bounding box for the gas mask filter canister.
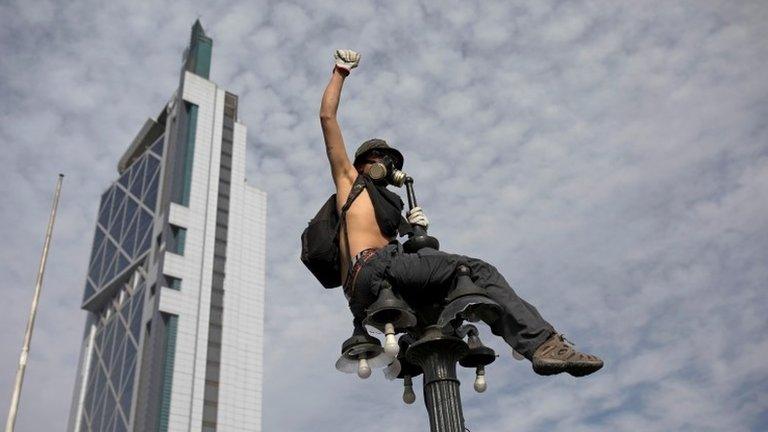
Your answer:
[367,155,407,187]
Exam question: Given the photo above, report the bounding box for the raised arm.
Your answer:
[320,49,360,186]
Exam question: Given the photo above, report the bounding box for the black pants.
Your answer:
[348,242,555,359]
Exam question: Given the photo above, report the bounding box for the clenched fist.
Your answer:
[334,49,361,73]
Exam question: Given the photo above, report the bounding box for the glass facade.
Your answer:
[172,103,197,206]
[186,20,212,79]
[78,277,146,432]
[77,136,163,430]
[168,225,186,255]
[164,275,182,290]
[83,137,164,306]
[157,313,178,432]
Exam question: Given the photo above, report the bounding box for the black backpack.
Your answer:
[301,178,366,288]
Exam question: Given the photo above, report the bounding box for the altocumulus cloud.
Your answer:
[1,1,767,431]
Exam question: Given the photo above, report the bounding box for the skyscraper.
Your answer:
[67,21,266,432]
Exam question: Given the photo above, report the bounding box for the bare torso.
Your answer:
[336,182,393,282]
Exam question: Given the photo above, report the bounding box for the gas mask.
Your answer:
[366,154,407,187]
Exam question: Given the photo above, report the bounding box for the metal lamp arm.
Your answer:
[404,176,417,210]
[401,175,440,252]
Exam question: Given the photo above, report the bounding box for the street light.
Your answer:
[333,175,504,431]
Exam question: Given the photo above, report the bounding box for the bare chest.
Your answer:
[338,189,391,277]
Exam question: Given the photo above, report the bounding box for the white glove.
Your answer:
[407,207,429,228]
[334,49,361,73]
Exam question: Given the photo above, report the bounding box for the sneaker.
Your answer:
[531,333,603,377]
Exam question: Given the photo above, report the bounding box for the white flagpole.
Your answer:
[5,174,64,432]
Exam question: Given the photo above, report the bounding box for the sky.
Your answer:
[1,0,767,431]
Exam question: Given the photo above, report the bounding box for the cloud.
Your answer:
[1,0,767,431]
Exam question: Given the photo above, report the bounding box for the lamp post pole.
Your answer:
[5,174,64,432]
[406,327,469,432]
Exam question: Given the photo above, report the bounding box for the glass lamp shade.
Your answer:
[335,349,395,374]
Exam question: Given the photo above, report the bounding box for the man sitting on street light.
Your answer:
[318,49,603,377]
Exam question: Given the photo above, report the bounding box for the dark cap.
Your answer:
[353,138,404,170]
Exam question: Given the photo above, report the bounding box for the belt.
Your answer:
[343,248,380,300]
[351,248,379,266]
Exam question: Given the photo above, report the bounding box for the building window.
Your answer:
[172,103,198,206]
[168,225,186,255]
[164,275,182,290]
[157,313,178,432]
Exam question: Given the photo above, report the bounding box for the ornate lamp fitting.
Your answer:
[363,282,418,331]
[335,332,391,379]
[437,266,504,329]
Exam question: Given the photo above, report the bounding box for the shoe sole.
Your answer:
[532,359,569,376]
[567,361,603,377]
[533,360,603,377]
